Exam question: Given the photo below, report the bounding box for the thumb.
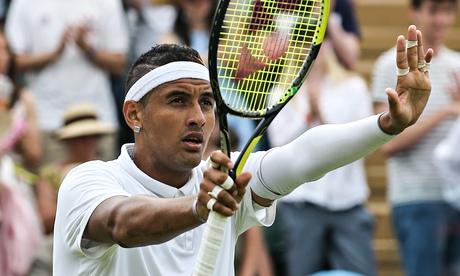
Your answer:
[235,171,252,188]
[385,87,400,111]
[234,171,251,202]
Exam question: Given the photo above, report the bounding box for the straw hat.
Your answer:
[55,103,115,140]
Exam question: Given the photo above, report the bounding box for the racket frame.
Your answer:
[194,1,329,275]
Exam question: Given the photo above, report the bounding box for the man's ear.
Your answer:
[123,100,142,131]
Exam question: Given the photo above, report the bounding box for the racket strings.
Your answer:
[216,0,326,115]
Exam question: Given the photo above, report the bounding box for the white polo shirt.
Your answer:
[5,0,129,131]
[53,144,275,276]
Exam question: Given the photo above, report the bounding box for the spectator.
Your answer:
[371,1,460,275]
[0,71,43,276]
[0,31,42,172]
[30,102,115,275]
[4,0,130,165]
[124,0,177,63]
[159,0,217,64]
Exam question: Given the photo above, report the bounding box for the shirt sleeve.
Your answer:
[233,185,276,236]
[250,115,395,200]
[55,161,131,258]
[4,0,31,53]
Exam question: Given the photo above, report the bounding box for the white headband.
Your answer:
[124,61,210,103]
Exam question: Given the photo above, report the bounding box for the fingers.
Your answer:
[200,151,251,217]
[200,170,237,216]
[391,24,433,132]
[206,150,233,171]
[406,25,418,71]
[397,25,433,77]
[416,30,425,64]
[396,35,408,75]
[424,48,434,64]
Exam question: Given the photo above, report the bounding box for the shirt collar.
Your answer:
[119,143,199,198]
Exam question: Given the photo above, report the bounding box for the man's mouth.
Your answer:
[184,137,202,144]
[183,132,204,149]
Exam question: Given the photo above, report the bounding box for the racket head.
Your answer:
[209,0,330,119]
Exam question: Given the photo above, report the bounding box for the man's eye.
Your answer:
[201,99,214,106]
[171,98,184,103]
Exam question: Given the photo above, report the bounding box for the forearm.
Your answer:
[36,179,58,234]
[15,90,42,169]
[15,127,42,169]
[85,195,202,247]
[252,115,393,202]
[238,227,264,276]
[84,47,126,76]
[327,15,360,70]
[330,34,359,70]
[15,53,60,72]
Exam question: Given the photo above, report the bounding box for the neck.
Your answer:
[132,153,192,189]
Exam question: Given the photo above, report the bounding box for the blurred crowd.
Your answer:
[0,0,459,275]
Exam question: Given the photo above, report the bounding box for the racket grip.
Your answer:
[193,211,227,276]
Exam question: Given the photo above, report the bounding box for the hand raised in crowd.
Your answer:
[53,26,73,60]
[74,23,92,54]
[379,25,434,135]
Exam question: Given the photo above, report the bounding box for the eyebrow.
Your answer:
[166,90,189,98]
[165,90,214,98]
[202,91,214,98]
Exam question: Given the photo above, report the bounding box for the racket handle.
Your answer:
[193,211,227,276]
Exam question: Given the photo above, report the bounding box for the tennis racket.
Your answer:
[194,0,329,275]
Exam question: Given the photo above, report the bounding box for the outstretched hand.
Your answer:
[379,25,434,134]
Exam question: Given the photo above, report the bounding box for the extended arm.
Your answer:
[84,164,251,247]
[84,195,202,247]
[179,26,432,224]
[251,25,433,206]
[13,28,72,72]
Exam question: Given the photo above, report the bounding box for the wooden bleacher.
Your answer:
[356,0,460,275]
